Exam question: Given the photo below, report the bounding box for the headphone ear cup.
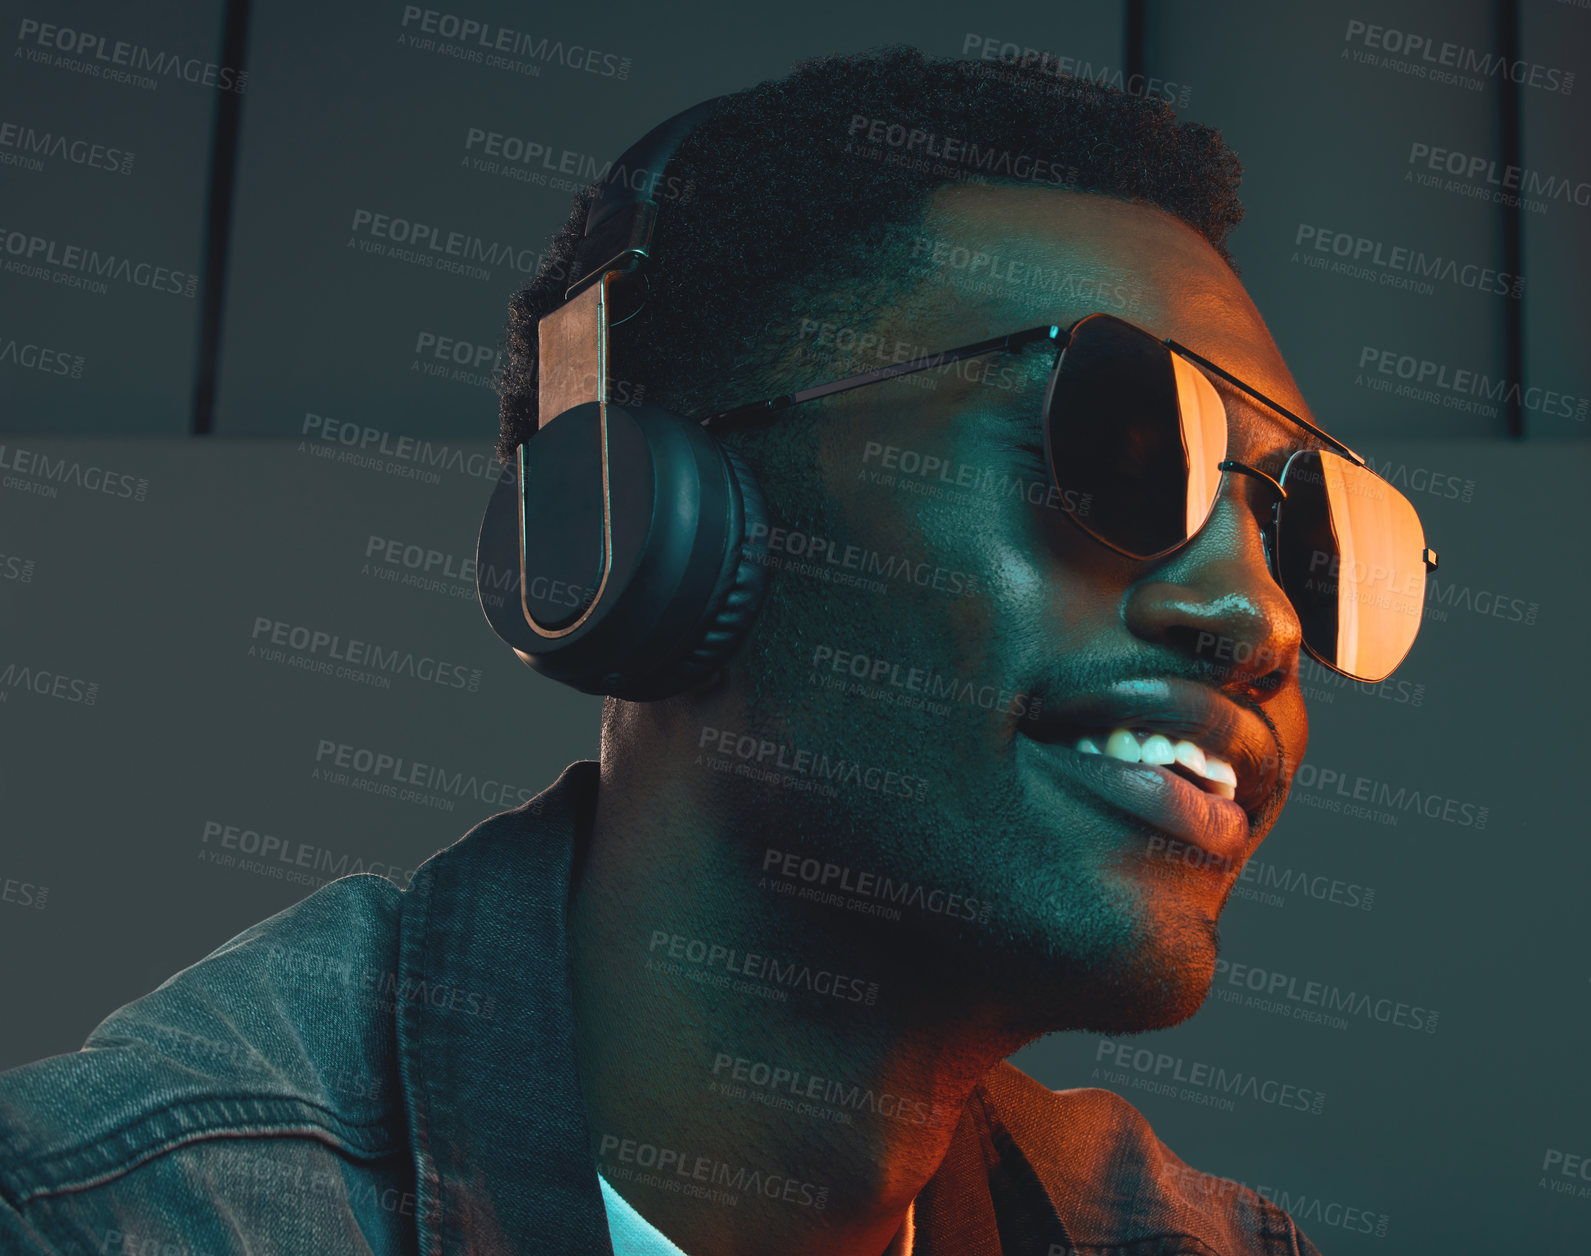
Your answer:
[482,403,769,701]
[664,440,769,693]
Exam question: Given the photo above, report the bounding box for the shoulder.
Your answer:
[981,1063,1324,1255]
[0,873,416,1254]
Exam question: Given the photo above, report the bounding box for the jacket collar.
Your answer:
[397,758,613,1255]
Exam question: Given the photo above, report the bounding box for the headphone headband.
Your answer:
[565,95,725,300]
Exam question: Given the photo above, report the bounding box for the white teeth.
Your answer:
[1140,734,1176,766]
[1202,757,1238,786]
[1076,728,1240,802]
[1202,757,1238,801]
[1103,729,1142,762]
[1172,739,1207,775]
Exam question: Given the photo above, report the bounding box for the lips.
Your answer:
[1019,677,1287,861]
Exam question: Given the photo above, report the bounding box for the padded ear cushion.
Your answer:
[657,440,769,693]
[492,403,771,701]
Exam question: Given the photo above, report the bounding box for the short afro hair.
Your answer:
[496,45,1244,465]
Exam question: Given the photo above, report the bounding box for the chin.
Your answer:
[1082,972,1214,1035]
[1059,952,1217,1035]
[986,889,1223,1038]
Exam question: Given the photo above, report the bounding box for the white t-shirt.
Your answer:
[598,1173,915,1256]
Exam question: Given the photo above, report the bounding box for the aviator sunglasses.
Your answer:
[709,312,1439,684]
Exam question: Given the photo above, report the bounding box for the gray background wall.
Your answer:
[1,0,1587,1250]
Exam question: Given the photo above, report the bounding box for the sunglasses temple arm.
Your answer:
[1163,338,1365,465]
[705,325,1063,426]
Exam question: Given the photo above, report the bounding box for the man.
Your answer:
[0,47,1437,1255]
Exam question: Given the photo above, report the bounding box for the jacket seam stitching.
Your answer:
[4,1099,396,1203]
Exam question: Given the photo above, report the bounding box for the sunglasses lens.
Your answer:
[1044,315,1227,559]
[1277,451,1428,682]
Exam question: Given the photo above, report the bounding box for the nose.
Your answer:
[1120,485,1301,699]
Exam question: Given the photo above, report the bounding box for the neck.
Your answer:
[568,750,1029,1256]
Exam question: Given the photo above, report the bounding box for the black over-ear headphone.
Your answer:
[475,96,769,701]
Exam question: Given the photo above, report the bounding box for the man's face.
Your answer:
[704,183,1312,1036]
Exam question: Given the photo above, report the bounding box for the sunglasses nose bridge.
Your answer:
[1216,458,1287,501]
[1208,458,1291,594]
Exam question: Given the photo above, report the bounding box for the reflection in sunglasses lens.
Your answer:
[1277,451,1427,683]
[1044,316,1225,560]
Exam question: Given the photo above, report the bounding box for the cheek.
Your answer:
[918,472,1133,671]
[823,419,1134,679]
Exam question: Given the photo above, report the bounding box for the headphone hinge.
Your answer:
[565,202,658,300]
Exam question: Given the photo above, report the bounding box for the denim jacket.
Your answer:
[0,760,1323,1255]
